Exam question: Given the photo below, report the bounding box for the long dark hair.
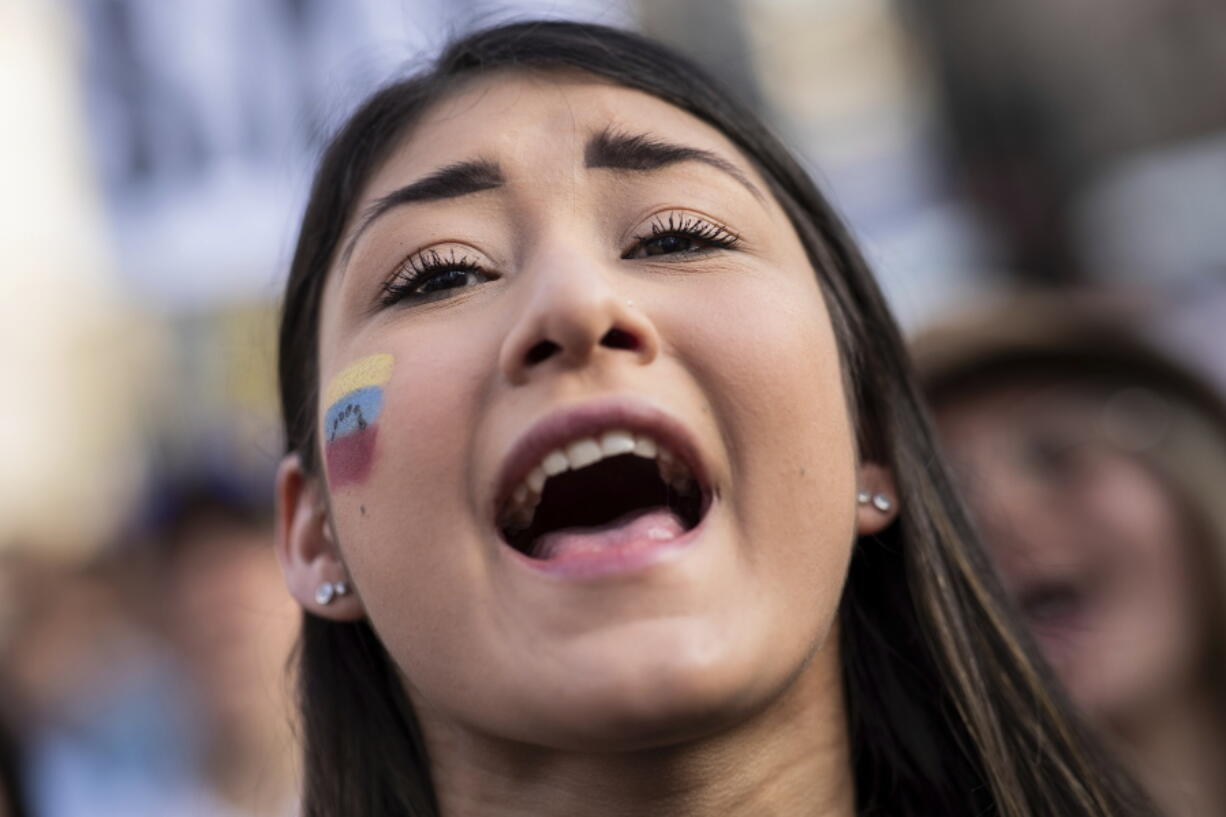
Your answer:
[278,20,1151,817]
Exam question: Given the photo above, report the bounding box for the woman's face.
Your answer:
[935,380,1207,725]
[303,71,880,750]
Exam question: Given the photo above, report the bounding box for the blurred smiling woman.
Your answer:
[273,21,1152,817]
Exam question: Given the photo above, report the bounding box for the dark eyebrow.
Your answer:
[339,158,504,268]
[584,128,763,200]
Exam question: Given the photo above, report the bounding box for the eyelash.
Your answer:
[379,213,740,307]
[622,213,741,260]
[380,247,488,307]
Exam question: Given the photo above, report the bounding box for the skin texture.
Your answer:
[277,70,898,817]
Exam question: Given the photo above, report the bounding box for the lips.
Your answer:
[1008,567,1106,661]
[491,400,714,564]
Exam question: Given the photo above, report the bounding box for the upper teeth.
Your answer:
[501,428,692,532]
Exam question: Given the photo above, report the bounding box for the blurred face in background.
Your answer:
[934,378,1213,728]
[168,517,298,745]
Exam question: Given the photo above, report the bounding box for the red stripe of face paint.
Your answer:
[326,427,378,487]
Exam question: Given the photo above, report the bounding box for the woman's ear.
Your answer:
[274,453,364,622]
[855,461,900,536]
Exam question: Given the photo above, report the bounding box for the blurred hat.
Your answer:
[912,290,1226,429]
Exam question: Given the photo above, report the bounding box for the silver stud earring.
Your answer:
[871,493,893,513]
[856,491,871,505]
[315,580,351,606]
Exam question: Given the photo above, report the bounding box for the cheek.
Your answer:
[321,354,396,487]
[327,336,494,644]
[324,399,381,486]
[664,267,858,598]
[1088,462,1201,640]
[1055,459,1206,717]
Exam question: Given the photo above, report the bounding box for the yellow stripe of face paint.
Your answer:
[323,353,394,406]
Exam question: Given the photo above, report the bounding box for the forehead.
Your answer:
[371,69,754,187]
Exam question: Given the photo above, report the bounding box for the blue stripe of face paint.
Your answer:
[324,386,384,442]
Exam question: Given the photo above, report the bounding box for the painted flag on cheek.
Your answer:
[322,354,393,487]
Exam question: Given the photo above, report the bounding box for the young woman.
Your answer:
[273,20,1152,817]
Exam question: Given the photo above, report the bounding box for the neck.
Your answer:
[1107,680,1226,817]
[427,651,854,817]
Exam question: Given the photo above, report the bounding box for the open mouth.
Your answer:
[496,429,711,562]
[1012,573,1099,637]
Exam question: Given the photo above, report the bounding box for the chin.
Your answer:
[509,630,787,752]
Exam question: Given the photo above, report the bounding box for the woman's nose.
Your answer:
[498,255,660,386]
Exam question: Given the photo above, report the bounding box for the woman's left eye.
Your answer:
[415,268,485,294]
[636,234,702,256]
[622,213,740,260]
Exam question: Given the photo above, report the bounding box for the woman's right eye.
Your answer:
[380,248,495,306]
[1016,429,1091,483]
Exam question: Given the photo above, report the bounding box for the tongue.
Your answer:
[533,507,686,562]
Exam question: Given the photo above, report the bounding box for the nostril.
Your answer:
[525,339,561,366]
[600,328,640,351]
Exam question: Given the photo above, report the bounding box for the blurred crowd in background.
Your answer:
[1,1,1223,815]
